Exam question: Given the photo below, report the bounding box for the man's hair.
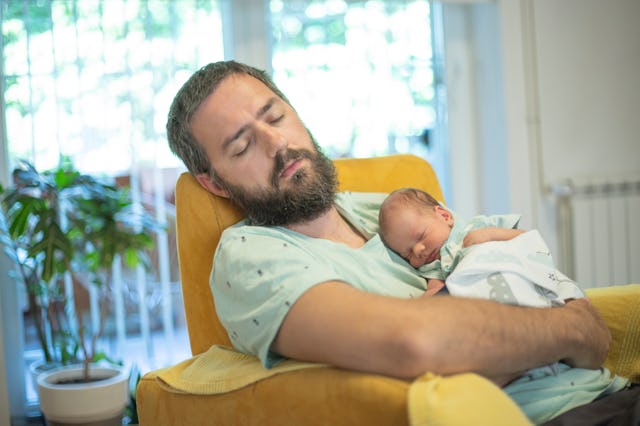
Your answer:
[379,187,441,234]
[166,61,291,176]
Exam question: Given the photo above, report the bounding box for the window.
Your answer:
[1,0,224,415]
[269,0,449,197]
[2,0,223,174]
[1,0,448,418]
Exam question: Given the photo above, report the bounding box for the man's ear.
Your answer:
[195,173,229,198]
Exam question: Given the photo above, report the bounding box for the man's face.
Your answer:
[190,73,337,226]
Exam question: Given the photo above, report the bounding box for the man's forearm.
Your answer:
[406,296,610,380]
[272,282,610,381]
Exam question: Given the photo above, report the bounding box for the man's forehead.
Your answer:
[193,74,262,121]
[190,73,284,153]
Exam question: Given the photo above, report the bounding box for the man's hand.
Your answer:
[463,227,525,248]
[561,298,611,369]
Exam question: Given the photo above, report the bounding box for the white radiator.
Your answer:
[551,178,640,289]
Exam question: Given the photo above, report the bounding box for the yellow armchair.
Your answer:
[137,154,639,425]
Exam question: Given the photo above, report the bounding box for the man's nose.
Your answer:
[257,123,287,157]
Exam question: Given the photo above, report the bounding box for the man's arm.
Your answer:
[272,281,610,382]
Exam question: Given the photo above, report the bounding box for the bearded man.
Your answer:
[166,61,637,424]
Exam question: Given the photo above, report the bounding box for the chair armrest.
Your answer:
[137,367,410,425]
[137,367,530,425]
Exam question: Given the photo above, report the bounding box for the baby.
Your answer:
[378,187,584,305]
[378,188,628,423]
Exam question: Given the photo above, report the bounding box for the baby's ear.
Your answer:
[435,205,454,225]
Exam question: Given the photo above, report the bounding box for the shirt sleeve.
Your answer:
[210,226,343,368]
[477,213,521,230]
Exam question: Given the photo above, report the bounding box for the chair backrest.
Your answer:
[174,154,445,355]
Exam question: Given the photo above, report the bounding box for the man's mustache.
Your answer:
[270,148,314,188]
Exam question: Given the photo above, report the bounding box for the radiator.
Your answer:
[551,178,640,289]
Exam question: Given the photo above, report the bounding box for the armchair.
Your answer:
[137,154,639,425]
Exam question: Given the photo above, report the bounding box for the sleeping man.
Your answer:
[165,60,637,424]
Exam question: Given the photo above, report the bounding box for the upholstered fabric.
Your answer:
[587,284,640,383]
[137,154,639,425]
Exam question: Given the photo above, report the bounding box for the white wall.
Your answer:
[0,67,21,423]
[0,300,10,426]
[444,0,639,274]
[533,0,640,185]
[443,5,483,217]
[443,3,509,218]
[495,0,640,267]
[221,0,271,72]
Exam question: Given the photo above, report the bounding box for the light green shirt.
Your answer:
[211,192,425,367]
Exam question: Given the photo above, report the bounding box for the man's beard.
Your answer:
[216,143,338,227]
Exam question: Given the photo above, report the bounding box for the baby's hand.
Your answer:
[463,228,498,247]
[424,279,445,296]
[463,227,525,247]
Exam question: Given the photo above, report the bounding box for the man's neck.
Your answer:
[286,204,366,249]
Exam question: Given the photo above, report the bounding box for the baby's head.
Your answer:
[379,188,453,268]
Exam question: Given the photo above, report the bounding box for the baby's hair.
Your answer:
[379,187,441,242]
[385,188,440,209]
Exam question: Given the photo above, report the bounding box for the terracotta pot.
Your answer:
[37,364,128,425]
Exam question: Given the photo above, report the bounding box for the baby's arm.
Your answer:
[424,278,446,296]
[462,227,525,248]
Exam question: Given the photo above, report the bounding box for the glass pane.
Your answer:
[2,0,224,174]
[270,0,440,163]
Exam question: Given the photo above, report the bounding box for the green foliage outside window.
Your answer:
[1,0,223,174]
[270,0,436,158]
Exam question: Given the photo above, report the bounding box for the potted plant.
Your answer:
[0,157,159,424]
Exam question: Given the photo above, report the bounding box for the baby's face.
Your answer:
[384,204,453,268]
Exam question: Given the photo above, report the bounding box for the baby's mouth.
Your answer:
[425,249,440,264]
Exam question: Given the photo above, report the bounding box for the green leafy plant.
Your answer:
[0,157,160,381]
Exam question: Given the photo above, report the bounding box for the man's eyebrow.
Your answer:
[222,97,277,151]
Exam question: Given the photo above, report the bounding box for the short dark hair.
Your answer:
[166,61,292,176]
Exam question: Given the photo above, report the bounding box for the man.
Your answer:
[166,61,635,422]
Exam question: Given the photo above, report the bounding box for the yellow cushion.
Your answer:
[138,365,532,426]
[409,373,531,426]
[586,284,640,382]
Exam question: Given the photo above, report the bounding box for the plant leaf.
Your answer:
[28,222,72,282]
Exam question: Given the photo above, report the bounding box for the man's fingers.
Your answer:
[563,298,611,369]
